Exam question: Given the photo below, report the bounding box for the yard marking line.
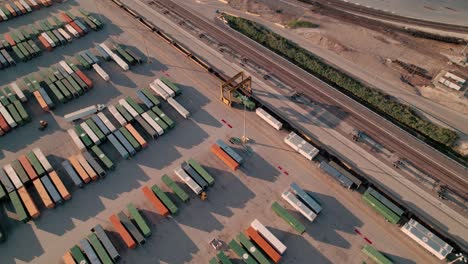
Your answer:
[364,237,373,244]
[227,124,233,128]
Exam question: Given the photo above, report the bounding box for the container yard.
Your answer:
[0,0,460,264]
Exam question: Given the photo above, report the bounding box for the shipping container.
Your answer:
[96,112,115,133]
[237,232,271,264]
[107,133,129,159]
[41,175,62,204]
[38,35,52,51]
[95,45,110,61]
[151,184,178,214]
[362,191,400,224]
[88,15,102,28]
[2,50,15,66]
[108,105,126,126]
[26,151,45,176]
[284,132,319,161]
[11,160,30,184]
[142,89,161,107]
[91,146,114,170]
[126,97,144,115]
[174,166,202,195]
[0,112,10,132]
[32,90,49,111]
[18,155,37,180]
[76,153,98,181]
[69,245,87,264]
[246,227,281,264]
[282,190,317,222]
[12,45,25,62]
[62,251,76,264]
[142,186,169,216]
[4,164,22,189]
[17,186,39,219]
[161,174,189,202]
[255,108,282,130]
[136,90,154,108]
[52,29,66,45]
[149,81,170,100]
[290,182,322,214]
[143,111,164,136]
[362,245,393,264]
[65,24,79,38]
[91,224,120,261]
[48,82,66,103]
[0,182,5,200]
[271,202,305,234]
[210,257,220,264]
[9,191,28,222]
[4,4,16,17]
[367,187,404,217]
[20,0,32,12]
[92,63,109,81]
[318,161,353,189]
[66,75,83,95]
[86,119,106,143]
[69,155,91,184]
[329,161,362,188]
[87,233,112,264]
[83,151,105,177]
[62,78,79,97]
[114,130,136,156]
[100,43,129,71]
[91,115,110,135]
[0,53,8,67]
[159,76,181,95]
[62,160,83,187]
[79,238,100,264]
[0,105,16,127]
[182,162,207,190]
[117,211,145,245]
[109,214,136,248]
[52,65,65,80]
[32,148,52,173]
[6,103,23,126]
[127,203,151,237]
[67,128,86,151]
[49,170,71,200]
[115,104,133,123]
[81,122,100,145]
[119,98,138,118]
[75,69,93,88]
[155,78,175,97]
[59,60,73,74]
[38,87,54,108]
[13,101,29,122]
[84,50,99,64]
[125,123,147,148]
[42,32,56,47]
[83,17,97,31]
[167,97,189,119]
[216,140,243,164]
[33,178,54,208]
[114,46,135,65]
[216,251,233,264]
[147,109,168,132]
[74,20,89,34]
[58,28,72,42]
[211,144,239,171]
[69,21,84,36]
[251,219,287,255]
[0,169,14,193]
[80,52,94,66]
[228,239,258,264]
[4,33,16,46]
[134,116,157,139]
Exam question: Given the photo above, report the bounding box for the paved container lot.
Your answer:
[0,0,440,263]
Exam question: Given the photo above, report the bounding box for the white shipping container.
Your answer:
[81,122,101,145]
[0,9,7,20]
[255,107,282,130]
[251,219,287,254]
[58,28,72,42]
[110,53,129,71]
[282,190,317,222]
[59,60,74,75]
[99,43,115,56]
[97,112,116,132]
[108,105,127,126]
[67,128,86,151]
[119,99,138,118]
[65,24,79,38]
[41,33,56,47]
[444,72,465,84]
[141,112,164,136]
[284,132,319,160]
[4,165,23,189]
[64,105,99,122]
[29,0,38,7]
[32,148,53,172]
[11,82,27,102]
[155,79,175,98]
[174,166,202,195]
[92,64,110,82]
[19,0,32,12]
[0,105,17,128]
[150,82,170,100]
[167,97,190,119]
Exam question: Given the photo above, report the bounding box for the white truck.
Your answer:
[64,104,106,122]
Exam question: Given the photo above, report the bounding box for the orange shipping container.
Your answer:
[37,35,52,51]
[109,214,136,249]
[33,90,50,111]
[68,156,91,183]
[125,124,147,148]
[142,186,169,216]
[14,1,26,14]
[18,155,38,180]
[246,227,281,263]
[62,251,76,264]
[60,12,72,23]
[33,178,54,208]
[76,154,97,181]
[210,144,239,170]
[49,171,71,200]
[5,4,17,17]
[17,186,40,219]
[27,0,39,9]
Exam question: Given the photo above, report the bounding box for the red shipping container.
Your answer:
[37,35,52,51]
[69,21,84,36]
[211,144,239,170]
[246,227,281,263]
[0,113,10,132]
[33,90,49,111]
[109,214,136,249]
[18,155,38,180]
[4,33,16,46]
[75,69,93,88]
[60,12,73,23]
[142,186,169,216]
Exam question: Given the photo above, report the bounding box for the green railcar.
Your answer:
[142,88,161,107]
[119,127,140,150]
[161,174,189,203]
[127,203,151,237]
[152,106,174,128]
[74,125,93,148]
[91,145,114,170]
[362,192,400,224]
[13,101,30,122]
[151,184,178,214]
[187,159,214,186]
[9,191,28,222]
[271,202,306,234]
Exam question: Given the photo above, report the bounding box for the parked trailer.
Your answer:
[58,28,72,42]
[134,116,157,139]
[66,75,83,95]
[366,187,404,217]
[142,186,169,216]
[91,224,120,261]
[117,211,145,245]
[284,132,319,161]
[119,98,138,118]
[107,133,129,159]
[152,106,175,129]
[401,219,453,260]
[136,90,154,108]
[67,128,86,151]
[83,151,105,177]
[237,232,271,264]
[6,104,23,125]
[246,227,281,264]
[255,108,282,130]
[92,115,110,135]
[182,162,207,190]
[92,63,109,81]
[142,88,161,107]
[69,245,87,264]
[33,178,54,208]
[290,182,321,214]
[48,83,66,103]
[217,251,234,264]
[86,119,106,143]
[11,82,26,102]
[18,155,38,180]
[99,43,129,71]
[84,50,99,64]
[114,130,136,156]
[211,144,239,171]
[115,104,132,122]
[141,112,163,136]
[126,97,144,114]
[32,148,52,173]
[81,122,100,145]
[127,203,151,237]
[251,219,287,255]
[154,78,175,98]
[146,110,166,135]
[362,245,393,264]
[318,161,353,189]
[216,139,243,164]
[282,190,317,222]
[149,81,170,100]
[0,113,9,133]
[62,160,83,187]
[17,186,39,219]
[362,191,400,224]
[59,60,73,74]
[108,105,127,126]
[114,45,135,65]
[38,87,54,108]
[41,175,62,204]
[109,214,136,248]
[32,90,49,111]
[65,24,79,38]
[26,151,45,176]
[91,145,114,170]
[79,238,101,264]
[271,201,305,234]
[228,239,258,264]
[62,251,75,264]
[174,166,202,195]
[49,171,71,200]
[0,169,15,193]
[11,160,29,184]
[125,123,147,148]
[151,184,178,214]
[69,155,91,184]
[2,50,15,66]
[77,153,98,181]
[167,97,190,119]
[159,76,181,95]
[9,191,28,222]
[87,233,113,264]
[96,112,116,132]
[161,174,189,202]
[75,70,93,89]
[187,159,214,186]
[95,45,110,60]
[0,105,17,127]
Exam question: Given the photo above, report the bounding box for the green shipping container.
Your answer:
[74,125,93,148]
[362,245,393,264]
[86,119,106,143]
[70,245,88,264]
[4,87,16,102]
[91,145,114,170]
[0,183,6,200]
[142,88,161,107]
[71,73,88,90]
[13,101,30,122]
[210,257,220,264]
[75,54,90,69]
[7,103,23,125]
[217,251,233,264]
[160,76,181,95]
[46,31,59,46]
[88,15,103,28]
[0,7,11,19]
[151,106,174,128]
[271,202,306,234]
[119,127,140,150]
[228,239,258,264]
[362,192,400,224]
[187,159,214,186]
[11,160,30,184]
[48,83,66,103]
[52,16,63,27]
[10,32,21,43]
[151,184,178,214]
[115,46,135,64]
[0,91,9,106]
[126,97,144,114]
[65,11,76,20]
[115,104,133,122]
[22,42,36,57]
[27,40,41,54]
[17,43,30,59]
[87,233,113,264]
[127,203,151,237]
[9,191,28,222]
[161,174,189,203]
[55,80,72,100]
[237,233,271,264]
[26,151,45,176]
[147,110,168,132]
[12,46,25,62]
[46,69,58,83]
[30,25,40,36]
[66,75,83,95]
[61,78,78,97]
[19,29,30,40]
[29,76,41,91]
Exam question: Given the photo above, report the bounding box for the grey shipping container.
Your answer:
[117,211,145,245]
[92,115,110,135]
[136,90,153,108]
[0,169,15,193]
[107,134,129,159]
[318,161,353,189]
[134,116,157,139]
[83,151,105,177]
[41,175,63,204]
[91,224,120,261]
[114,130,136,156]
[79,238,101,264]
[61,160,84,187]
[182,162,207,190]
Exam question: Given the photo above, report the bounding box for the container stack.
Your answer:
[0,84,29,136]
[210,139,242,171]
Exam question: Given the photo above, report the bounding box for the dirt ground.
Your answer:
[227,0,468,118]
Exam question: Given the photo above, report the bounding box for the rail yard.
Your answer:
[0,0,466,264]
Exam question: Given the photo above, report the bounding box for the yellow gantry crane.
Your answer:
[220,71,253,107]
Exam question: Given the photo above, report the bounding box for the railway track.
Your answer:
[155,0,468,198]
[302,0,468,34]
